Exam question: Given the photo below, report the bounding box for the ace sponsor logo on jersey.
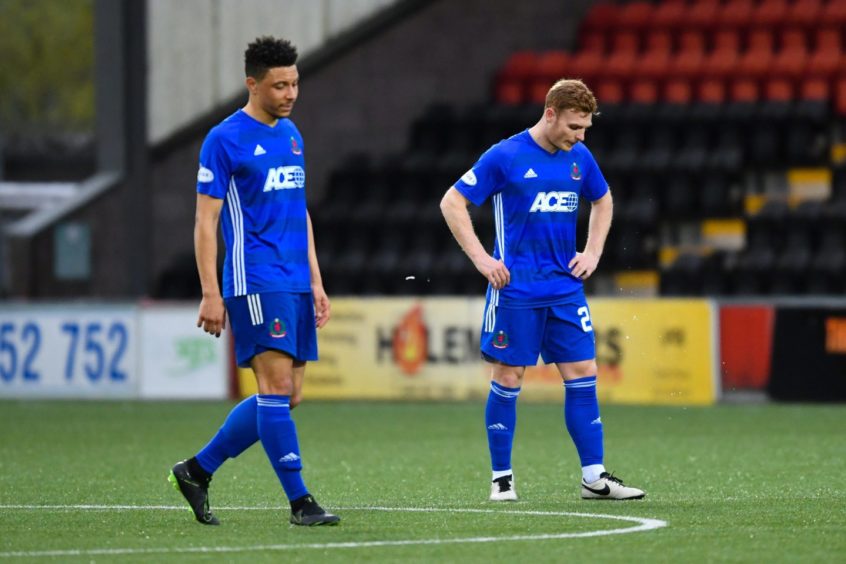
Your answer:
[529,191,579,213]
[263,165,305,191]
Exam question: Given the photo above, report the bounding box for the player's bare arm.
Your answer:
[306,211,330,328]
[440,186,510,290]
[194,193,226,337]
[568,190,613,280]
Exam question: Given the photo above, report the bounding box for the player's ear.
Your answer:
[245,76,258,95]
[544,106,557,123]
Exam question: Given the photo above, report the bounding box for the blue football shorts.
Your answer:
[480,289,596,366]
[225,291,318,368]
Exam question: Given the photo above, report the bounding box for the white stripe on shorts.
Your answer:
[247,294,264,326]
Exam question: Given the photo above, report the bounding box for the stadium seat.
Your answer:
[736,29,775,81]
[820,0,846,27]
[495,51,539,105]
[568,50,605,87]
[616,1,654,32]
[580,2,618,35]
[652,0,687,31]
[684,0,720,31]
[787,0,823,30]
[753,0,790,29]
[578,29,607,54]
[529,51,570,104]
[703,29,741,80]
[718,0,755,31]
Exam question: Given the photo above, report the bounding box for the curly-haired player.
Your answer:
[168,36,339,527]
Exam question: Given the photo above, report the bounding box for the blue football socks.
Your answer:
[195,394,259,475]
[256,394,308,501]
[486,381,521,476]
[564,376,605,477]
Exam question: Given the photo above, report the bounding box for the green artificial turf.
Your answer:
[0,400,844,562]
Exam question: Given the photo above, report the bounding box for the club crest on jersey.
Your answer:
[290,137,302,155]
[493,330,509,349]
[570,162,582,180]
[269,318,287,338]
[263,165,305,191]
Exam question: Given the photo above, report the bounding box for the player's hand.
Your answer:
[313,284,331,329]
[569,251,600,280]
[474,254,511,290]
[197,295,226,338]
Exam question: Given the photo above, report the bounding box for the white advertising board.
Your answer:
[138,306,228,399]
[0,304,138,398]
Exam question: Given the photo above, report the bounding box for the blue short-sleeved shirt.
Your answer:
[454,130,609,308]
[196,110,310,298]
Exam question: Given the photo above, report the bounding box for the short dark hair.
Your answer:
[244,36,298,80]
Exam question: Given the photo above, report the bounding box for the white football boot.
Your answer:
[581,472,645,500]
[490,475,518,501]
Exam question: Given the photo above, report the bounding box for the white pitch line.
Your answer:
[0,505,667,559]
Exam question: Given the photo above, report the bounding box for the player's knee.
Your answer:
[561,359,598,380]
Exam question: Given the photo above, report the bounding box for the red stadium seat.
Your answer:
[772,48,809,81]
[800,77,830,101]
[736,31,775,80]
[581,2,618,34]
[665,79,693,104]
[698,78,727,103]
[630,79,659,104]
[645,31,674,53]
[528,51,571,104]
[640,50,673,81]
[495,51,539,106]
[568,51,605,86]
[495,80,526,106]
[712,30,742,53]
[718,0,755,31]
[611,31,640,54]
[702,48,740,80]
[747,29,775,52]
[652,0,687,31]
[780,28,808,51]
[579,30,606,54]
[678,30,707,53]
[497,51,539,81]
[604,49,638,82]
[787,0,823,29]
[753,0,790,28]
[730,78,760,102]
[764,78,793,102]
[617,1,654,32]
[814,27,842,52]
[821,0,846,27]
[806,48,842,80]
[684,0,720,31]
[596,79,625,105]
[671,49,706,79]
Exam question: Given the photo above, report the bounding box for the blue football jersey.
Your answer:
[454,130,609,308]
[196,110,310,298]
